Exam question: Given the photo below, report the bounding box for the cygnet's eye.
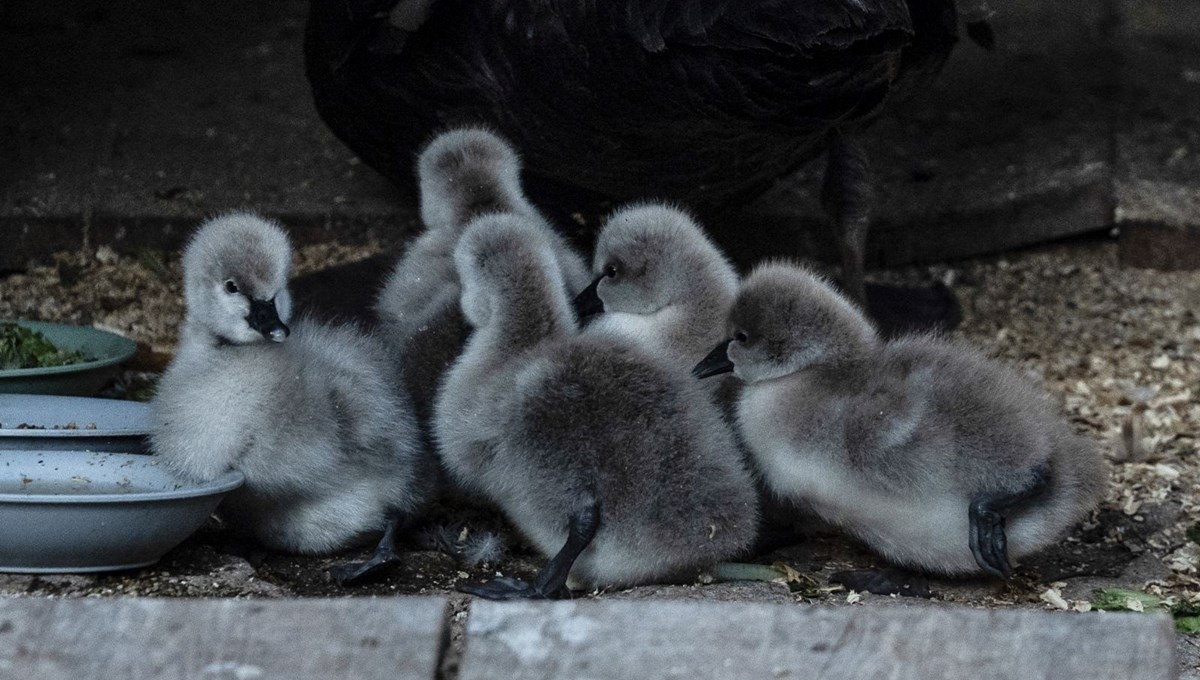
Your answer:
[733,330,749,344]
[224,279,239,295]
[604,264,618,278]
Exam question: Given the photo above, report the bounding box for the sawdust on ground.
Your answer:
[1,235,1198,626]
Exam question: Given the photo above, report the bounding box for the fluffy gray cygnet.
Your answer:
[434,213,758,599]
[375,127,588,432]
[151,213,433,584]
[694,263,1106,580]
[574,203,737,378]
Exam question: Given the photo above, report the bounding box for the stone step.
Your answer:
[0,597,1179,679]
[0,597,448,680]
[462,600,1177,680]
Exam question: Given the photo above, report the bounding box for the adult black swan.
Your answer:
[304,0,986,331]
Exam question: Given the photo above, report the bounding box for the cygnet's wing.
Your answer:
[150,349,275,483]
[376,229,460,338]
[871,336,1056,493]
[842,360,936,490]
[288,319,414,449]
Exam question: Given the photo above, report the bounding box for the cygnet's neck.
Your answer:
[666,273,736,351]
[483,267,576,355]
[179,318,229,353]
[178,317,272,354]
[796,334,882,386]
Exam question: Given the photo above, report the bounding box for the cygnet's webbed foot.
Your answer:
[458,576,568,600]
[330,514,407,586]
[864,281,962,337]
[969,465,1051,579]
[330,544,400,586]
[830,568,932,598]
[460,502,601,601]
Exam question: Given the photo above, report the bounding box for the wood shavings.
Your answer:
[0,240,383,353]
[1040,587,1069,610]
[3,233,1199,610]
[1168,544,1200,574]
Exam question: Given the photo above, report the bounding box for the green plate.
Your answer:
[0,320,137,396]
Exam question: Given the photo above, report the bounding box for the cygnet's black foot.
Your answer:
[830,568,932,598]
[458,576,568,600]
[969,501,1013,579]
[864,281,961,337]
[330,514,409,586]
[461,502,601,601]
[329,544,401,587]
[969,466,1051,579]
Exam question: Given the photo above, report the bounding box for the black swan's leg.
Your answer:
[460,503,601,600]
[821,130,962,336]
[330,513,408,586]
[969,466,1051,578]
[821,130,872,307]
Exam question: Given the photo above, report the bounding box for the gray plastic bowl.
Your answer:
[0,319,137,396]
[0,394,152,453]
[0,450,243,573]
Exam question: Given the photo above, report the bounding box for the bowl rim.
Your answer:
[0,429,148,438]
[0,463,244,504]
[0,394,151,437]
[0,319,137,378]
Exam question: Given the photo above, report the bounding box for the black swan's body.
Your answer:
[304,0,965,330]
[307,0,959,210]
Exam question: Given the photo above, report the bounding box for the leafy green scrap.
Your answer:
[0,322,92,370]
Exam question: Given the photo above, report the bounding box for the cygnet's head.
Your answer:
[182,213,293,344]
[693,263,878,382]
[574,203,736,318]
[453,213,572,330]
[417,127,532,233]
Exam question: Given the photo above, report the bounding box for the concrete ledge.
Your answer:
[462,600,1177,680]
[0,597,448,680]
[1113,0,1200,269]
[0,596,1180,679]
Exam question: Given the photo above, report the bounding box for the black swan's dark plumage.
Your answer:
[305,0,959,218]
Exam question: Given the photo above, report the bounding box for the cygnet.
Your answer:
[693,263,1106,582]
[151,213,433,584]
[435,213,758,598]
[573,203,737,378]
[375,127,588,429]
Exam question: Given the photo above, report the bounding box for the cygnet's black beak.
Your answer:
[572,274,606,320]
[247,298,289,342]
[692,339,734,379]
